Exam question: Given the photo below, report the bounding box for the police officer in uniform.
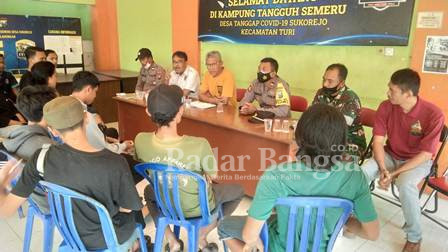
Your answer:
[135,48,167,93]
[239,57,291,117]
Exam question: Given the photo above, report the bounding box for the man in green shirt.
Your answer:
[218,104,379,251]
[135,85,244,251]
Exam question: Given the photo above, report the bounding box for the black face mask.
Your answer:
[257,72,272,83]
[322,86,339,95]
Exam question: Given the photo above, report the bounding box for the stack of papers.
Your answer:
[190,101,216,109]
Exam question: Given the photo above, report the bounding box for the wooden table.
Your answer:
[94,70,139,93]
[56,73,121,123]
[114,96,294,196]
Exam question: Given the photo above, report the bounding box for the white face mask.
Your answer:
[144,62,151,69]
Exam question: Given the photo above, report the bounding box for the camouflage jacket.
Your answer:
[312,85,367,157]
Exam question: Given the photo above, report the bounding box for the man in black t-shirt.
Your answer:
[0,54,18,101]
[18,46,46,90]
[0,96,144,250]
[0,53,25,133]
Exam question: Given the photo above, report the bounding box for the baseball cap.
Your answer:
[43,96,85,130]
[135,48,152,61]
[147,85,183,117]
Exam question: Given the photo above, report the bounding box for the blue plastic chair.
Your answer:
[23,193,55,252]
[38,181,147,252]
[0,150,55,252]
[259,221,269,252]
[261,197,353,252]
[134,162,227,252]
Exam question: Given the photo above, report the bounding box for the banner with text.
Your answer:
[0,14,82,73]
[199,0,415,46]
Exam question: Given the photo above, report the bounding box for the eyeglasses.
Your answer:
[206,62,219,68]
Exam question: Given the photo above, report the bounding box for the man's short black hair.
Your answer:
[260,57,279,73]
[72,71,100,92]
[45,49,56,56]
[24,46,45,60]
[390,68,420,96]
[172,51,188,61]
[17,85,58,122]
[30,61,56,86]
[295,104,347,170]
[326,63,348,81]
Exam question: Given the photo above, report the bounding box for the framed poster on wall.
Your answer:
[422,36,448,74]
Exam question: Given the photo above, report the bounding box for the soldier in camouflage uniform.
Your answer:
[239,57,291,117]
[312,63,366,157]
[135,48,167,93]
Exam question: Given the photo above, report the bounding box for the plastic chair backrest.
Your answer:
[39,181,121,250]
[275,197,353,252]
[432,125,448,175]
[360,108,376,128]
[236,88,246,102]
[134,162,211,221]
[290,95,308,112]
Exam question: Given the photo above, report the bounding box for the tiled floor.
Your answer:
[1,188,447,252]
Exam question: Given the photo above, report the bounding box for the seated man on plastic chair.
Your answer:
[135,85,245,251]
[1,85,58,213]
[362,69,445,252]
[218,104,379,252]
[0,96,146,251]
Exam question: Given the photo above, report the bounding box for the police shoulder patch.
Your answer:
[275,83,290,106]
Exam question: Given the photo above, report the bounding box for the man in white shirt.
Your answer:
[70,71,132,153]
[168,51,200,98]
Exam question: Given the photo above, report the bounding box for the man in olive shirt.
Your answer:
[135,48,167,93]
[218,104,379,251]
[135,85,244,251]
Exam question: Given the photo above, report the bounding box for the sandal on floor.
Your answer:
[136,235,153,252]
[164,238,184,252]
[145,235,154,252]
[199,242,219,252]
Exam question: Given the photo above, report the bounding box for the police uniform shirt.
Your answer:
[169,65,200,98]
[240,77,291,117]
[135,63,166,92]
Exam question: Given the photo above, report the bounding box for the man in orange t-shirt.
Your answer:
[199,51,237,107]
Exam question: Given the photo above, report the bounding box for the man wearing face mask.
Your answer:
[312,63,366,157]
[239,57,291,117]
[135,48,167,93]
